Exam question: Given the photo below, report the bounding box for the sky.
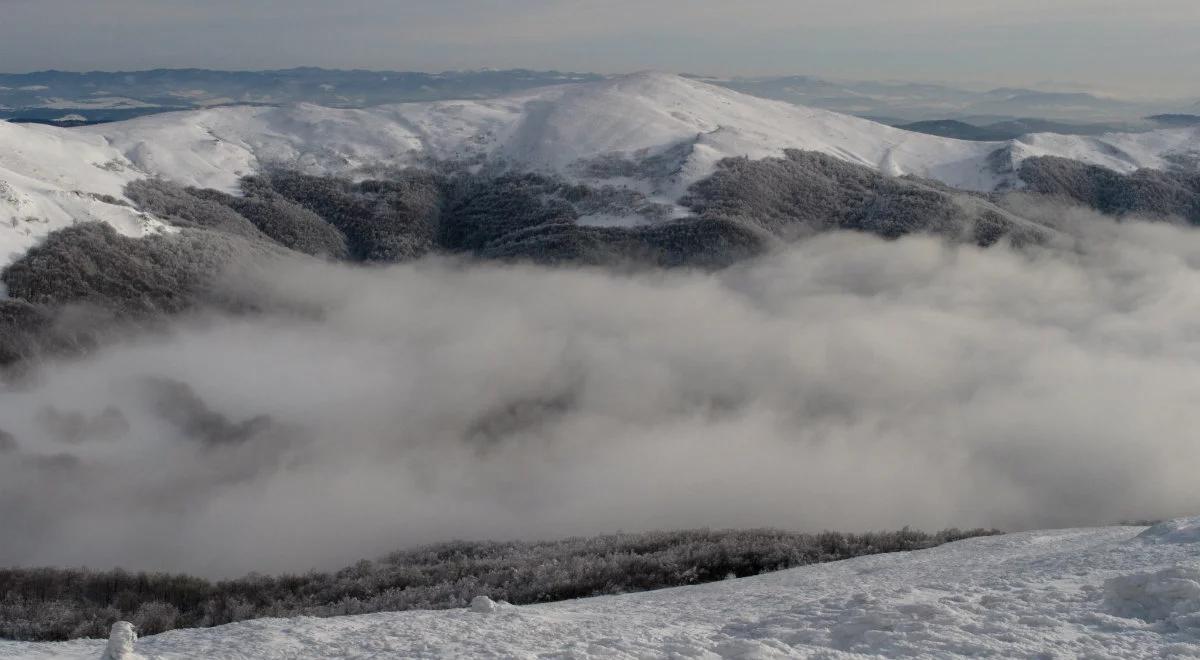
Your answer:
[1,0,1198,96]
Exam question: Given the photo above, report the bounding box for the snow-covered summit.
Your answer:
[4,518,1199,658]
[1,72,1199,269]
[79,72,1200,197]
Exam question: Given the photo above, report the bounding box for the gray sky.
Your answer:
[2,0,1199,97]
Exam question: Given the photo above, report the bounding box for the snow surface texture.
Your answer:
[4,519,1200,659]
[2,72,1199,270]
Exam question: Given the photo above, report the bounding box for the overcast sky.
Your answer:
[2,0,1198,97]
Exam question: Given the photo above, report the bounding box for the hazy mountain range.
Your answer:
[2,68,1196,132]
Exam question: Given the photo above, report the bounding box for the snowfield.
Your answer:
[0,72,1198,269]
[4,519,1199,659]
[0,120,164,266]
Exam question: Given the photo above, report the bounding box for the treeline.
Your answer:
[0,526,997,641]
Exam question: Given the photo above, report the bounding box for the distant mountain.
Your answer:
[1147,114,1200,128]
[895,118,1138,141]
[704,75,1180,122]
[1,68,1189,128]
[0,68,601,123]
[891,120,1012,141]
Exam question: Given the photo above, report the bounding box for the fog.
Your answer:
[2,199,1200,577]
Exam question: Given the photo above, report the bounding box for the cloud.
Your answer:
[2,202,1200,577]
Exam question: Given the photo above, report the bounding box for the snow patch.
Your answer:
[100,622,138,660]
[1105,565,1200,626]
[470,596,499,613]
[1137,519,1200,545]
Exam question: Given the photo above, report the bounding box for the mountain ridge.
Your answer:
[1,72,1198,269]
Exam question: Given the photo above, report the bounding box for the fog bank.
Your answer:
[2,202,1199,576]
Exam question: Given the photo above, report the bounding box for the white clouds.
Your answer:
[2,202,1200,576]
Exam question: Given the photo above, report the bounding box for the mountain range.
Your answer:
[2,68,1194,126]
[3,72,1199,270]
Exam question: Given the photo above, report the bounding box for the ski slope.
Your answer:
[4,518,1199,658]
[1,72,1199,269]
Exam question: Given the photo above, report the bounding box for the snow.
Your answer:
[4,518,1200,658]
[470,596,500,614]
[81,73,1200,198]
[99,623,137,660]
[0,120,165,269]
[1105,565,1200,627]
[1138,518,1200,545]
[0,72,1198,271]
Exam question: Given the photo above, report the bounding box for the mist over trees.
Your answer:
[0,149,1077,350]
[0,150,1085,371]
[2,151,1200,642]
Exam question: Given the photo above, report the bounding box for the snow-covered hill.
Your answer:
[0,121,163,266]
[4,518,1198,658]
[2,72,1199,269]
[81,72,1200,197]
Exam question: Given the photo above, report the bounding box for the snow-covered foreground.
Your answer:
[5,519,1200,659]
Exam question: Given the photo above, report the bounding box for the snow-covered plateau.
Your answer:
[2,72,1199,269]
[4,518,1199,658]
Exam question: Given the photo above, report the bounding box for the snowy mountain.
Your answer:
[3,68,1183,125]
[79,72,1200,195]
[2,72,1199,268]
[4,518,1199,658]
[0,121,164,266]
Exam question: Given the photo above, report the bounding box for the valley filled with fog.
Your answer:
[1,61,1200,656]
[3,190,1199,576]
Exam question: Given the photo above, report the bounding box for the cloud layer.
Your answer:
[2,200,1199,577]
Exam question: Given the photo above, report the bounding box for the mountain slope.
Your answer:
[75,72,1002,195]
[0,121,164,265]
[83,72,1200,197]
[2,73,1199,270]
[4,518,1199,658]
